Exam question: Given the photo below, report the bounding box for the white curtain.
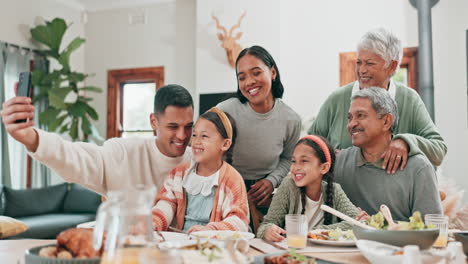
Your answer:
[31,56,51,187]
[2,44,32,188]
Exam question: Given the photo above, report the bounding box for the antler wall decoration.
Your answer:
[212,12,246,68]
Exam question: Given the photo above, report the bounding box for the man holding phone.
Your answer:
[1,81,194,195]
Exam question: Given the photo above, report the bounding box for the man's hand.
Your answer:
[381,138,409,174]
[248,179,273,207]
[0,85,39,152]
[265,224,286,242]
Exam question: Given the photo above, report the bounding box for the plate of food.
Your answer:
[307,228,356,246]
[158,240,250,264]
[262,249,316,264]
[25,228,101,264]
[190,230,255,241]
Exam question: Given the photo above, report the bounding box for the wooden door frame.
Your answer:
[107,66,164,139]
[339,47,419,93]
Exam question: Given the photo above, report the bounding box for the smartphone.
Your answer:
[15,71,32,123]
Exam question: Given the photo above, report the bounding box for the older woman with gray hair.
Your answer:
[308,27,447,174]
[334,87,442,220]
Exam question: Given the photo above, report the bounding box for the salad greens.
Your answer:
[366,211,434,230]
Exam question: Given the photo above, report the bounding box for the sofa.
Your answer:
[0,183,101,239]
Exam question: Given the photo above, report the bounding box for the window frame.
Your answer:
[107,67,164,139]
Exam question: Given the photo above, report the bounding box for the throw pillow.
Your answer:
[0,216,28,238]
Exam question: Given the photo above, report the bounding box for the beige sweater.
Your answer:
[28,129,191,195]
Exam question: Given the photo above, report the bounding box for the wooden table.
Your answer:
[0,239,54,264]
[1,239,369,264]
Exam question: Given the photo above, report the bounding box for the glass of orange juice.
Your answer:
[425,214,449,249]
[285,214,307,248]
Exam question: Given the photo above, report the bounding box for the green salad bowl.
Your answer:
[352,226,439,250]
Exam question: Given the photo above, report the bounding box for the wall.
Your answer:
[0,0,85,72]
[84,0,196,136]
[428,0,468,201]
[195,0,281,115]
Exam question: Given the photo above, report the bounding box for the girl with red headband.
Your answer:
[257,135,368,242]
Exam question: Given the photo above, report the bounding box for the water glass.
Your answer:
[285,214,307,248]
[425,214,449,248]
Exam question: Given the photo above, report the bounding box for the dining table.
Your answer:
[0,237,370,264]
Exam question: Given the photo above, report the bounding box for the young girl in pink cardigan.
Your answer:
[152,108,249,233]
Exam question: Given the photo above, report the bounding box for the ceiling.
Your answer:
[56,0,173,11]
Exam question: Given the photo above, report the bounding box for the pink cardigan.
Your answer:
[152,161,250,231]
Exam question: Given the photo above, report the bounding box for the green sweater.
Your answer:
[307,82,447,166]
[257,176,358,239]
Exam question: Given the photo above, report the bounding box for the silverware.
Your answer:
[380,204,399,230]
[156,230,166,242]
[321,204,376,230]
[168,226,184,233]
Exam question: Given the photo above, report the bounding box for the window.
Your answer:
[339,47,419,93]
[121,82,156,138]
[107,67,164,138]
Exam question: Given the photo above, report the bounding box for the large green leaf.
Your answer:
[78,86,102,93]
[58,37,85,71]
[41,70,61,86]
[68,72,87,83]
[59,123,70,134]
[30,18,67,52]
[84,103,99,120]
[81,116,92,135]
[48,87,72,109]
[69,118,79,140]
[48,114,68,131]
[31,69,45,86]
[78,96,93,102]
[38,107,61,127]
[69,100,88,117]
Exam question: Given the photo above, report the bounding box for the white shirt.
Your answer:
[29,129,192,195]
[297,194,325,229]
[352,80,396,100]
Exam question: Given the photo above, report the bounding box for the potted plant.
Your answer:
[30,18,102,142]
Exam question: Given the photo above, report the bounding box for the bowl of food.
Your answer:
[453,232,468,255]
[353,212,439,250]
[189,230,254,253]
[25,244,100,264]
[25,228,101,264]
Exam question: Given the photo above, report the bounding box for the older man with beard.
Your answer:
[334,87,442,221]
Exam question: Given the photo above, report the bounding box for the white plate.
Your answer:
[77,220,96,229]
[190,230,254,241]
[154,231,189,242]
[308,230,356,247]
[158,240,198,250]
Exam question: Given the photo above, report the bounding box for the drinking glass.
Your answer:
[285,214,307,248]
[425,214,449,249]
